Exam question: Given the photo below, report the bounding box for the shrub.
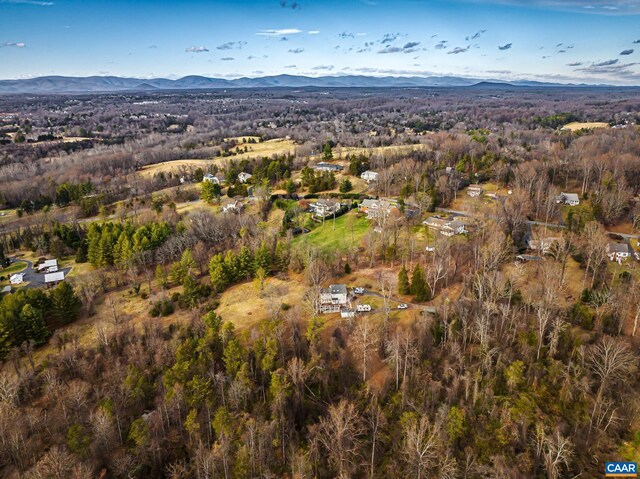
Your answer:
[149,299,175,317]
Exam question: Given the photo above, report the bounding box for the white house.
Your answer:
[203,173,220,184]
[10,273,25,285]
[310,199,342,218]
[422,217,466,236]
[238,172,253,183]
[359,198,398,220]
[360,171,379,183]
[527,237,560,255]
[44,271,65,285]
[467,185,483,197]
[556,192,580,206]
[222,199,243,213]
[37,259,58,272]
[607,242,632,262]
[318,284,349,314]
[314,162,343,172]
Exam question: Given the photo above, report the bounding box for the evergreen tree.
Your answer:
[223,250,239,283]
[410,265,429,302]
[50,282,81,324]
[200,181,221,203]
[155,264,168,290]
[237,246,254,280]
[114,232,133,267]
[398,265,410,295]
[0,243,8,268]
[209,254,228,293]
[254,242,271,273]
[75,240,88,263]
[322,142,334,161]
[339,178,353,193]
[19,304,50,346]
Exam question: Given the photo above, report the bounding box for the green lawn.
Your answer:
[292,211,370,252]
[0,260,28,277]
[0,260,28,287]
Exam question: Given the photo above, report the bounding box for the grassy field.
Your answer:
[0,260,28,287]
[562,122,609,131]
[216,276,307,330]
[138,138,297,178]
[0,208,18,224]
[292,210,370,252]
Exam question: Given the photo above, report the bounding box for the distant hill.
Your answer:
[0,74,622,94]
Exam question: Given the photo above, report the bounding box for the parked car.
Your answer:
[397,303,408,310]
[356,304,372,312]
[353,287,365,294]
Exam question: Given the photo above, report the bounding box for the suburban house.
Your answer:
[359,198,418,220]
[10,273,25,285]
[318,284,349,314]
[309,199,342,218]
[359,198,399,219]
[422,217,466,236]
[314,162,344,173]
[203,173,220,184]
[467,185,483,197]
[222,199,244,213]
[607,242,632,262]
[37,259,58,272]
[238,172,253,183]
[361,170,379,183]
[556,192,580,206]
[44,271,65,286]
[527,237,560,255]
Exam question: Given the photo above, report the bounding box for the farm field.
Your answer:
[562,121,610,131]
[138,138,297,177]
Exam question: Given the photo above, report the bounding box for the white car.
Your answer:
[356,304,372,312]
[397,303,408,310]
[353,287,365,294]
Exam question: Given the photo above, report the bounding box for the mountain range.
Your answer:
[0,74,619,94]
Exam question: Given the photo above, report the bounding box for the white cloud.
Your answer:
[0,0,53,5]
[308,30,320,35]
[257,29,302,37]
[185,46,209,53]
[0,41,26,48]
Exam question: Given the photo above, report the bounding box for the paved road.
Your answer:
[8,257,71,288]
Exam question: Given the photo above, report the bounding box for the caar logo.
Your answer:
[605,462,638,477]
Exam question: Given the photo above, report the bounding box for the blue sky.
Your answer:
[1,0,639,84]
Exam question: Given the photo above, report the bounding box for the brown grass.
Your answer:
[562,122,609,132]
[216,275,308,330]
[138,138,297,178]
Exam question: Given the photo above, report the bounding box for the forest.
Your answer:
[0,86,639,478]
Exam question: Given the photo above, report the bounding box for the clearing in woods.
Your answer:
[138,138,297,177]
[138,140,431,178]
[562,122,610,131]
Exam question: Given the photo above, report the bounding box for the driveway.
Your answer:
[354,289,437,315]
[8,257,72,289]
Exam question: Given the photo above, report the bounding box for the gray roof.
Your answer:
[44,271,65,283]
[609,242,631,254]
[328,284,347,295]
[315,162,343,170]
[559,192,580,202]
